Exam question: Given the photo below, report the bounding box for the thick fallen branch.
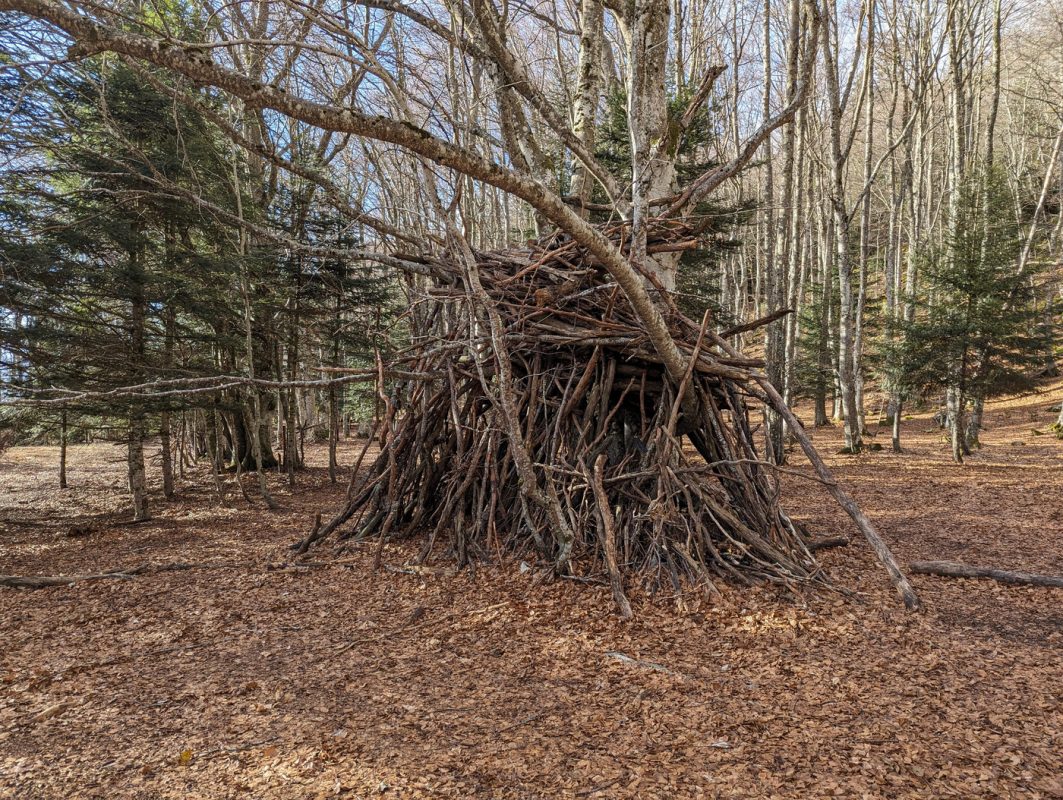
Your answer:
[0,558,363,589]
[909,561,1063,588]
[0,562,223,588]
[807,535,851,552]
[0,571,138,588]
[604,651,685,677]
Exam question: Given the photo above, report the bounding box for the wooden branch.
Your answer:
[0,559,361,589]
[0,572,137,589]
[0,369,423,408]
[0,562,229,588]
[719,307,794,338]
[910,561,1063,588]
[806,535,850,552]
[0,0,691,386]
[589,454,633,618]
[678,65,727,131]
[604,651,683,677]
[708,333,922,611]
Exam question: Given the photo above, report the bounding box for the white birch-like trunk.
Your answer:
[623,0,677,289]
[570,0,603,216]
[822,1,863,452]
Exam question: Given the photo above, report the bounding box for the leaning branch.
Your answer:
[709,331,921,611]
[0,0,690,384]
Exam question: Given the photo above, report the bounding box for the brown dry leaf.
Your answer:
[28,700,74,724]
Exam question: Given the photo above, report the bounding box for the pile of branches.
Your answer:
[303,220,833,612]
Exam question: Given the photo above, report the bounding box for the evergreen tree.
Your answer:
[0,55,393,512]
[902,169,1050,462]
[794,274,838,428]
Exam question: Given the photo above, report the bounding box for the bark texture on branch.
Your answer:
[910,561,1063,588]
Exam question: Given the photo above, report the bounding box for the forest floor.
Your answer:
[1,383,1062,799]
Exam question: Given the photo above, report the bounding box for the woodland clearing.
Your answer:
[1,385,1061,799]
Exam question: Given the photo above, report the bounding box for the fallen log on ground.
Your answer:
[0,558,364,589]
[807,535,851,552]
[0,571,138,589]
[910,561,1063,588]
[0,562,228,588]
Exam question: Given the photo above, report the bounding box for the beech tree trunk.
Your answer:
[570,0,603,218]
[822,2,863,453]
[623,0,677,289]
[761,0,784,464]
[814,214,832,427]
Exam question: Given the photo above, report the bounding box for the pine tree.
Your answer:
[1,52,399,510]
[902,168,1049,462]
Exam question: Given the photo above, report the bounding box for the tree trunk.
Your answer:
[891,397,903,453]
[127,232,150,522]
[853,0,876,439]
[127,415,150,522]
[834,223,861,452]
[761,0,786,465]
[160,412,174,499]
[814,224,832,427]
[822,6,862,453]
[58,410,68,489]
[210,405,224,503]
[328,386,339,484]
[232,133,277,509]
[965,396,984,450]
[570,0,604,218]
[227,406,279,471]
[624,0,677,289]
[328,267,344,484]
[947,387,964,464]
[285,260,302,484]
